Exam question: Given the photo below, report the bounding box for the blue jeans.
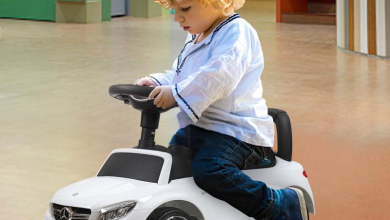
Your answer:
[169,125,276,219]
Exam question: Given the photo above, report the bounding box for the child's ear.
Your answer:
[201,0,211,8]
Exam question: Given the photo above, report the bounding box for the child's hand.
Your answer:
[148,86,176,109]
[134,77,157,87]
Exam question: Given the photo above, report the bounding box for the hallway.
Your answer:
[0,1,389,219]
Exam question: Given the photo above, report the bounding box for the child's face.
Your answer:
[173,0,226,35]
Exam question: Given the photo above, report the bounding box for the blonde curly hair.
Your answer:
[154,0,245,15]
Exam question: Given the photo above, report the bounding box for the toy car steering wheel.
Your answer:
[109,84,175,113]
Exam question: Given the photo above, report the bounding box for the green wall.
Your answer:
[102,0,111,21]
[130,0,161,18]
[0,0,56,21]
[0,0,111,22]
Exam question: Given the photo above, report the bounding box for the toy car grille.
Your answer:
[52,203,91,220]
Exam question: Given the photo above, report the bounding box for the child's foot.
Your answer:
[266,187,308,220]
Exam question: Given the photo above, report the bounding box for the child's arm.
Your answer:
[173,33,256,122]
[145,44,250,111]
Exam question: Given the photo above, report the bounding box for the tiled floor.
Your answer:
[0,1,389,219]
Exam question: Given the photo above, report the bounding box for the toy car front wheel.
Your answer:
[147,207,193,220]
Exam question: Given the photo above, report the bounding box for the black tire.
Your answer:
[146,207,193,220]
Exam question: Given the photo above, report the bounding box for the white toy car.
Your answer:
[45,84,315,220]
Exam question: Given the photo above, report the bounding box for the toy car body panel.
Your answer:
[45,148,314,220]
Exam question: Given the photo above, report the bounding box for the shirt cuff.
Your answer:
[148,76,162,86]
[172,84,199,123]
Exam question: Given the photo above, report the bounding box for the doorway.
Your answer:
[111,0,129,17]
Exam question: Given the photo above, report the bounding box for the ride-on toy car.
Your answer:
[45,84,315,220]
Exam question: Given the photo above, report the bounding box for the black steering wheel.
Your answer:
[109,84,174,113]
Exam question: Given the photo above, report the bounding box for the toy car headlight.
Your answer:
[97,201,136,220]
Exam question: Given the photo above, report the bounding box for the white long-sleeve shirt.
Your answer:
[150,14,274,147]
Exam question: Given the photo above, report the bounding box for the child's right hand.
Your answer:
[134,77,157,87]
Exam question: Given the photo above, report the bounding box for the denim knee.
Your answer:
[192,158,224,191]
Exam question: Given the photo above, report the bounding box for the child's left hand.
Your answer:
[148,86,176,109]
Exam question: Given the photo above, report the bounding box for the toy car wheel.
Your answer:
[147,207,193,220]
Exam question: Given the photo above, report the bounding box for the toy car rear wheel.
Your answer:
[147,207,193,220]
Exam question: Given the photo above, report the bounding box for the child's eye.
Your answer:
[181,7,191,12]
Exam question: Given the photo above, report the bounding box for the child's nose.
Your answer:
[173,11,184,22]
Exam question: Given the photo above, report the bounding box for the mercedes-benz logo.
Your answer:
[60,207,73,220]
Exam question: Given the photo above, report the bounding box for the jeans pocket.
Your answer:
[242,145,265,169]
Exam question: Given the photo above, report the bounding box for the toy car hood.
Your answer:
[51,176,156,210]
